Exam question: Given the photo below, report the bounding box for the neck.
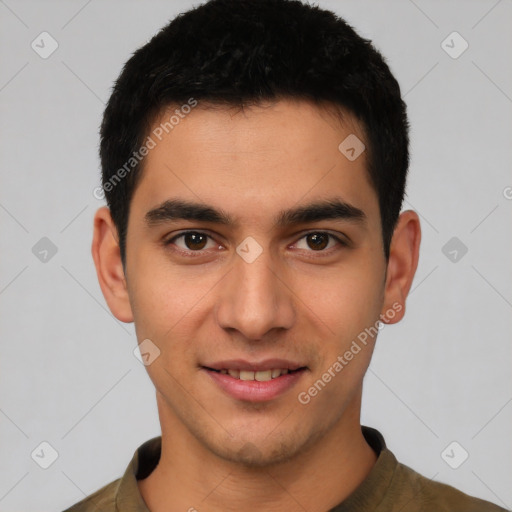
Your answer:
[138,392,377,512]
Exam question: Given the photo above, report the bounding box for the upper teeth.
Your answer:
[219,369,290,381]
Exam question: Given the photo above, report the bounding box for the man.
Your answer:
[64,0,507,510]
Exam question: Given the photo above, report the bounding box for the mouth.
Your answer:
[203,367,305,381]
[201,361,308,402]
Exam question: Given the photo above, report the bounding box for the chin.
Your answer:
[222,441,297,468]
[207,426,322,468]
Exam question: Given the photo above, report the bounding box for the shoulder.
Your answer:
[62,478,120,512]
[388,460,509,512]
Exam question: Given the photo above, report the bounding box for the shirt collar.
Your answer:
[330,426,398,511]
[115,435,161,511]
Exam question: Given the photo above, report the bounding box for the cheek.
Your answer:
[128,260,221,380]
[128,249,214,333]
[296,263,383,344]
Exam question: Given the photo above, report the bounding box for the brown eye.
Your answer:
[306,233,329,250]
[166,231,216,253]
[182,232,208,250]
[295,232,345,253]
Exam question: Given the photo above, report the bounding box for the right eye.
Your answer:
[164,231,222,256]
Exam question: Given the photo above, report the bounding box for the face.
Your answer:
[117,100,396,465]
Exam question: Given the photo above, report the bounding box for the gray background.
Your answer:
[0,0,511,510]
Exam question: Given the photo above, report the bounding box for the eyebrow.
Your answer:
[144,198,367,229]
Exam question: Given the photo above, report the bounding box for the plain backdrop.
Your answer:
[0,1,511,510]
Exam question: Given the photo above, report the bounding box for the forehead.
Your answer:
[131,99,380,231]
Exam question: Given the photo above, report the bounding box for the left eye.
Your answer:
[294,232,344,252]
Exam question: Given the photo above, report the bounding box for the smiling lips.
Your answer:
[203,358,305,381]
[211,368,293,381]
[202,359,307,401]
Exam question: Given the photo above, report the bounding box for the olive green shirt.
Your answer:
[63,427,508,512]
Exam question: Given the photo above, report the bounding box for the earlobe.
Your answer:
[91,206,134,323]
[380,210,421,325]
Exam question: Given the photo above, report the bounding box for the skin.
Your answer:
[92,99,421,512]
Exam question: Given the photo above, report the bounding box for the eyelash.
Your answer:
[163,230,347,258]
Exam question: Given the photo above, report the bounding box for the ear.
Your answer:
[380,210,421,324]
[91,206,134,323]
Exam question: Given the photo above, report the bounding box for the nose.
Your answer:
[215,247,296,341]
